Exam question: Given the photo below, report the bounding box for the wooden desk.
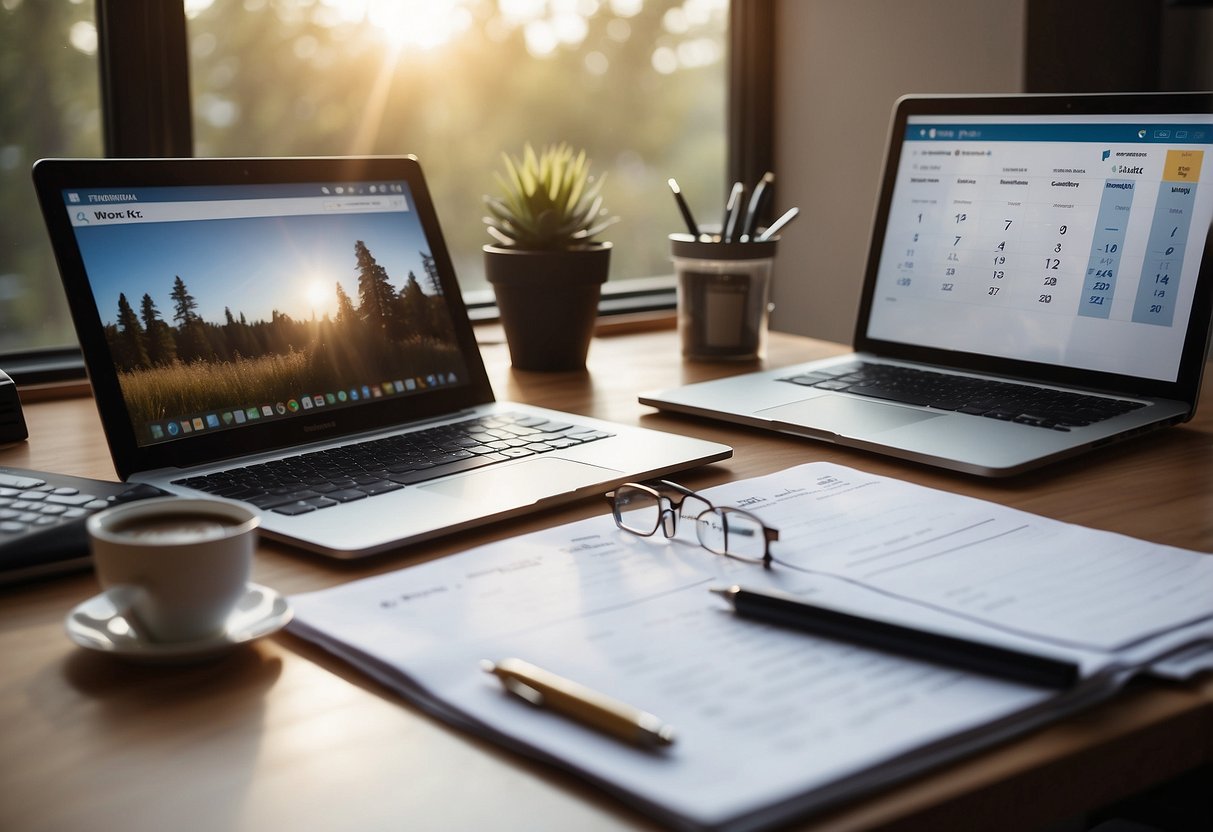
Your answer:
[4,326,1213,832]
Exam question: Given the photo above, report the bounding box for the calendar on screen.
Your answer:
[867,115,1213,383]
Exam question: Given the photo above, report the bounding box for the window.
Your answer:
[0,0,102,355]
[2,0,762,379]
[185,0,729,298]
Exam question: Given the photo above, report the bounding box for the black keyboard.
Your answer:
[0,466,167,583]
[779,362,1145,431]
[174,411,613,516]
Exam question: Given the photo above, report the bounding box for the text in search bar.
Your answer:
[68,195,408,227]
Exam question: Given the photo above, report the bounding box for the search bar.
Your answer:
[68,195,408,227]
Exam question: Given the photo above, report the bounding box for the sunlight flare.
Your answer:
[319,0,474,51]
[305,278,332,317]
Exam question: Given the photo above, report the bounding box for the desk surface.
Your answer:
[4,325,1213,832]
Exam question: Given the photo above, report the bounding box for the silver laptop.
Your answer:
[642,93,1213,477]
[33,156,730,557]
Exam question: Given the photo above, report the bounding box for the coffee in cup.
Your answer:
[109,513,240,544]
[87,497,259,643]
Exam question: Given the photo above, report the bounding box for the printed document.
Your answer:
[288,463,1213,831]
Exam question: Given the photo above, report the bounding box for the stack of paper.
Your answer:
[287,463,1213,831]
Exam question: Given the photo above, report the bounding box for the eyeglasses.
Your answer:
[605,480,781,568]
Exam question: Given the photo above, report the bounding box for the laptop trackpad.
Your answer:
[757,394,943,436]
[419,456,622,507]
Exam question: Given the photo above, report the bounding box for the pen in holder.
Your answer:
[671,233,777,361]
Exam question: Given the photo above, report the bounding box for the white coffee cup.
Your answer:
[87,497,260,643]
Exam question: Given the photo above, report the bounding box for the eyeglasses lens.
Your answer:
[672,492,712,541]
[696,508,766,561]
[613,485,662,535]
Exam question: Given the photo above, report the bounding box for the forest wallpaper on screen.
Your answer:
[103,239,464,428]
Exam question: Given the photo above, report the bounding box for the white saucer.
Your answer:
[65,583,293,664]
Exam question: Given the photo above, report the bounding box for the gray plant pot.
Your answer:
[483,243,611,371]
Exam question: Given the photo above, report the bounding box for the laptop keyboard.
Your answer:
[172,411,613,516]
[778,362,1145,431]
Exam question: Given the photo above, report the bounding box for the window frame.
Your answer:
[96,0,193,157]
[4,0,771,385]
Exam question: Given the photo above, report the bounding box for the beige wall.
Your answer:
[770,0,1026,344]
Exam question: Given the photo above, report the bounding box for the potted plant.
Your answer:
[483,142,618,371]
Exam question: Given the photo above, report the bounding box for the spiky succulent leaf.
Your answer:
[484,142,618,250]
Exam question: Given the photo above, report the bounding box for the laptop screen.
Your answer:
[865,110,1213,383]
[55,179,472,448]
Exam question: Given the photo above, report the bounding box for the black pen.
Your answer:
[755,206,799,242]
[710,585,1080,689]
[741,171,775,240]
[722,181,744,242]
[667,178,701,238]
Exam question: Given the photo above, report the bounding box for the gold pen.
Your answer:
[481,658,676,749]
